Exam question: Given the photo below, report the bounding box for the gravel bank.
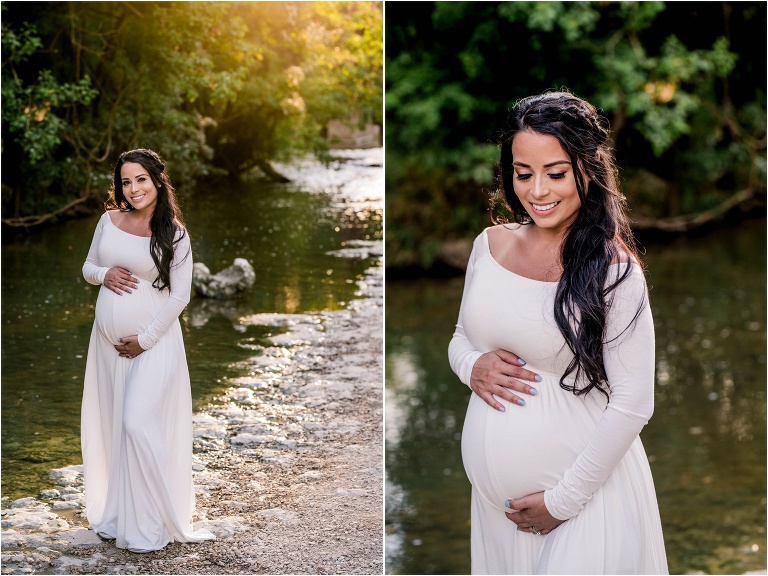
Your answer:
[2,259,383,575]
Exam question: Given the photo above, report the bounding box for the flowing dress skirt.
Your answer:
[81,279,214,551]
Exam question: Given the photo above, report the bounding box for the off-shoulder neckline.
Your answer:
[480,227,636,284]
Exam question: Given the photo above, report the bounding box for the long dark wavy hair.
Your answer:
[105,148,189,292]
[494,90,645,399]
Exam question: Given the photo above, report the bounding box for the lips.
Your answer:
[531,201,560,212]
[131,194,146,202]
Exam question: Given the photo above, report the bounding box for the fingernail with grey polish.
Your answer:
[518,358,526,365]
[498,405,505,412]
[517,399,525,406]
[504,500,511,508]
[535,375,542,382]
[530,388,538,395]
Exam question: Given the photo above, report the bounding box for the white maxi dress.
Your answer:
[449,228,668,574]
[81,211,214,552]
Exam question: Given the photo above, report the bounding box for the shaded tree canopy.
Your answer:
[385,1,766,269]
[1,1,382,226]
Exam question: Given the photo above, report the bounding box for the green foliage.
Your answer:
[1,20,98,165]
[1,1,382,222]
[386,1,766,268]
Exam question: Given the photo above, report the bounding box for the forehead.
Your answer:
[120,162,148,179]
[511,131,567,162]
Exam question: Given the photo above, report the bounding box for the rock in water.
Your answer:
[193,258,256,299]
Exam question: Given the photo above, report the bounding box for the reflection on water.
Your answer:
[1,149,382,502]
[385,218,766,575]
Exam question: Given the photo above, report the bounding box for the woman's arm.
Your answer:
[82,214,111,285]
[544,265,655,519]
[135,232,193,351]
[448,237,485,386]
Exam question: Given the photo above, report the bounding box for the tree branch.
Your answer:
[630,188,758,232]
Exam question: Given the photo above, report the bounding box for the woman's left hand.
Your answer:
[115,335,145,359]
[504,492,566,535]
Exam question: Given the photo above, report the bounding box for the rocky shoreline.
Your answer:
[1,255,383,575]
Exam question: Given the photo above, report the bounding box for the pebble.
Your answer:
[38,490,60,500]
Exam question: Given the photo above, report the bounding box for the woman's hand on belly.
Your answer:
[470,349,542,411]
[115,335,146,359]
[504,491,565,536]
[103,267,139,296]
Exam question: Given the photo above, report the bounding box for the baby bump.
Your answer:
[461,389,594,508]
[94,285,159,344]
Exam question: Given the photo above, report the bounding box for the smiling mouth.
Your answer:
[131,194,146,202]
[531,201,560,212]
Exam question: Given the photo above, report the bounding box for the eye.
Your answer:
[515,173,532,181]
[122,181,130,187]
[548,172,566,180]
[137,177,146,182]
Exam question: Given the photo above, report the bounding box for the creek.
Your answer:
[385,218,766,575]
[1,149,383,503]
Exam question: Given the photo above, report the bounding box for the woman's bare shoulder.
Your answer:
[486,222,523,239]
[105,209,122,224]
[485,223,524,258]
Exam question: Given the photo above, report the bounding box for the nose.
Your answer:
[530,175,548,199]
[130,181,138,193]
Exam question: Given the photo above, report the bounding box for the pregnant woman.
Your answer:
[81,149,214,552]
[449,92,668,574]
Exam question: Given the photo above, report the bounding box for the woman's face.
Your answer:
[120,161,159,213]
[511,130,582,235]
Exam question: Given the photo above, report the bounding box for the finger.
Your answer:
[499,364,542,384]
[476,389,506,412]
[505,510,525,524]
[509,496,532,511]
[495,349,528,366]
[499,377,539,399]
[118,275,138,289]
[491,383,528,406]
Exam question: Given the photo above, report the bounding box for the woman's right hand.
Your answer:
[470,350,541,411]
[103,267,138,296]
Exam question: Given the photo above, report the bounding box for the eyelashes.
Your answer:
[515,172,567,181]
[122,177,148,186]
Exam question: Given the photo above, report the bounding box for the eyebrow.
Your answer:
[512,160,571,169]
[122,173,150,180]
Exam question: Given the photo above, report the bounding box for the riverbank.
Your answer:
[1,251,383,574]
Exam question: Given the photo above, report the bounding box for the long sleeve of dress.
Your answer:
[448,235,485,386]
[137,232,193,351]
[544,265,655,520]
[82,214,112,286]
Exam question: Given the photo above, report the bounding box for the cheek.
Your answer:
[511,181,526,202]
